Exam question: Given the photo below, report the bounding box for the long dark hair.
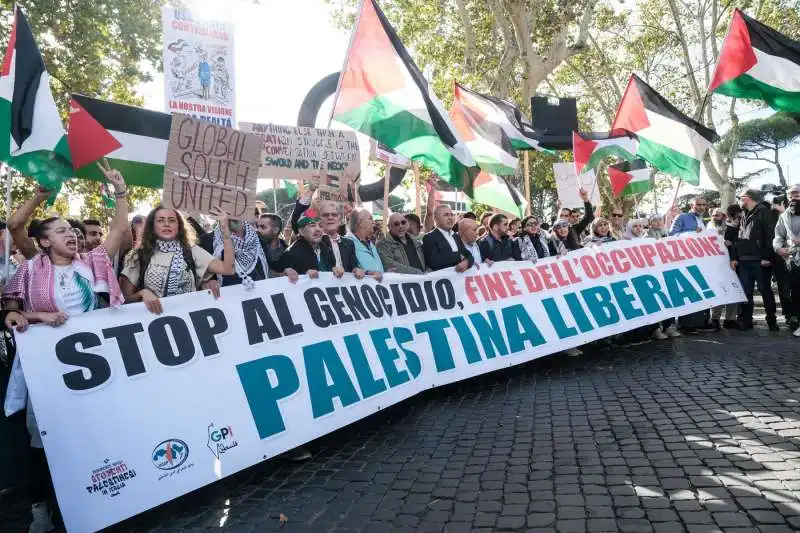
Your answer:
[134,205,197,291]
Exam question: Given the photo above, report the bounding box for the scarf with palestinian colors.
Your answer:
[3,245,123,313]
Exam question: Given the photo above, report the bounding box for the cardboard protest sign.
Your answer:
[553,162,601,208]
[309,171,352,204]
[370,139,411,168]
[238,122,360,183]
[162,114,261,219]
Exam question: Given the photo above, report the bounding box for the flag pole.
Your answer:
[523,151,531,216]
[382,165,392,232]
[414,162,421,218]
[326,0,365,129]
[272,178,278,212]
[4,166,12,283]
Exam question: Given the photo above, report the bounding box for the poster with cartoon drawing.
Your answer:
[162,7,236,126]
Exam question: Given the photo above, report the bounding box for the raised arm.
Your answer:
[9,187,50,259]
[205,209,235,276]
[94,161,130,258]
[572,189,594,236]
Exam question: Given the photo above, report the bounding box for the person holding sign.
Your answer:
[1,161,131,533]
[119,205,235,315]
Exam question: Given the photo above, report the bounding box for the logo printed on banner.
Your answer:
[152,439,189,471]
[207,423,238,459]
[85,458,137,498]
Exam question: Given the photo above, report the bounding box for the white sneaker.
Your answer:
[565,347,582,357]
[665,325,682,338]
[29,502,55,533]
[652,328,669,340]
[793,326,800,338]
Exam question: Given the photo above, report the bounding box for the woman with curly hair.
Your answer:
[119,204,234,315]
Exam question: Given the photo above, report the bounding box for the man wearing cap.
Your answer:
[773,184,800,335]
[277,209,350,279]
[734,189,779,331]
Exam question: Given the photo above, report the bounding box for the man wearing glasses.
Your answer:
[376,212,427,274]
[669,197,707,235]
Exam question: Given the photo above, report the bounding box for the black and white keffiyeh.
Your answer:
[155,239,189,297]
[213,222,269,290]
[519,232,551,261]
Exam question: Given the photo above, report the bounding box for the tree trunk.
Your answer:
[775,146,787,187]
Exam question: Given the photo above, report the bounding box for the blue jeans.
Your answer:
[738,260,777,323]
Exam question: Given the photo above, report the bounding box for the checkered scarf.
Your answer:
[212,222,268,284]
[155,239,189,297]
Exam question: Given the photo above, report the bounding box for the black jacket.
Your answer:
[422,228,474,271]
[291,200,346,236]
[570,201,594,244]
[478,233,521,262]
[323,234,359,272]
[734,203,774,262]
[276,237,337,275]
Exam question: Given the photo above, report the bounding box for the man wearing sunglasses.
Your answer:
[376,212,427,274]
[610,210,626,240]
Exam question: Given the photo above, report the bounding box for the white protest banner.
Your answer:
[162,7,235,126]
[16,234,744,532]
[238,122,361,183]
[162,114,261,220]
[553,162,601,208]
[370,139,411,169]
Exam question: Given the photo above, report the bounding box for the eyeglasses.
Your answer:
[611,213,623,218]
[320,212,338,218]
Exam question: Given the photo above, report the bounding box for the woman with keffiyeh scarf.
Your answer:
[119,205,235,315]
[585,217,616,246]
[1,162,131,533]
[517,216,563,261]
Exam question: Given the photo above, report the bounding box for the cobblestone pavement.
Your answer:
[5,325,800,533]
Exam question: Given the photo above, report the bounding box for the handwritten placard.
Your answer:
[238,122,360,182]
[162,114,261,219]
[553,162,600,209]
[309,172,352,204]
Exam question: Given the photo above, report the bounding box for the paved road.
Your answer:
[4,325,800,533]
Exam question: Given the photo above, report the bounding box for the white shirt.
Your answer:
[437,227,458,252]
[53,265,88,316]
[465,241,482,264]
[327,234,343,268]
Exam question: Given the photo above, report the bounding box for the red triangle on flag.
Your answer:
[608,165,633,197]
[709,9,757,91]
[572,131,597,175]
[612,76,650,134]
[1,10,17,77]
[67,98,121,170]
[473,170,492,188]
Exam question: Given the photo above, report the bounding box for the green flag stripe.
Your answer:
[637,137,701,185]
[76,158,164,189]
[714,73,800,113]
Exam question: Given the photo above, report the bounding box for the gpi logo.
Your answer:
[207,423,238,459]
[210,425,233,442]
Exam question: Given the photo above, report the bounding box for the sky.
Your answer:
[127,0,797,217]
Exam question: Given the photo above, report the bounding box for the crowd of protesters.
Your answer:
[1,164,799,533]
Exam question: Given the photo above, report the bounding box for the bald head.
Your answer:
[458,218,479,246]
[388,212,408,239]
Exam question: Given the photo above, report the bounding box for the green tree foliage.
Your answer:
[0,1,165,222]
[718,112,800,187]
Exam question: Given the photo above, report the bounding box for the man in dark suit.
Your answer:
[277,209,342,277]
[423,204,474,272]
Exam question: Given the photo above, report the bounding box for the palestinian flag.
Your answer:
[612,74,718,185]
[608,159,652,197]
[331,0,478,192]
[450,83,518,175]
[67,94,170,189]
[572,131,637,175]
[472,171,526,218]
[0,7,72,190]
[709,9,800,113]
[100,182,115,208]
